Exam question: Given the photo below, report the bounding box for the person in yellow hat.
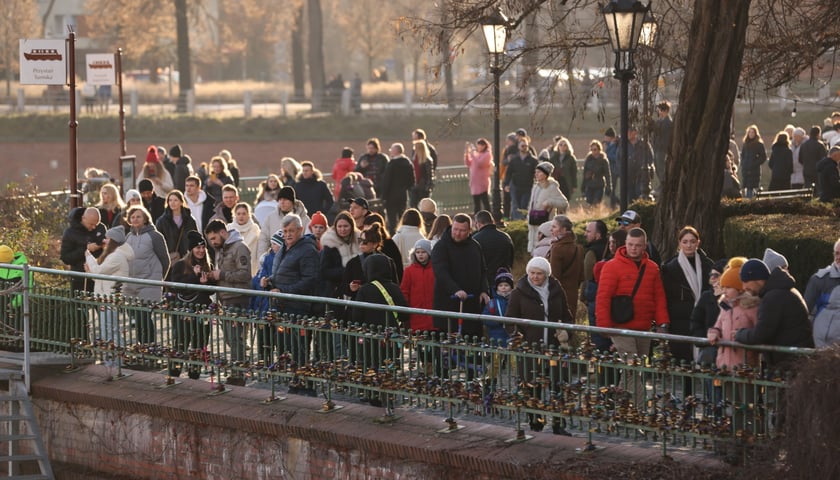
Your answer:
[0,245,30,311]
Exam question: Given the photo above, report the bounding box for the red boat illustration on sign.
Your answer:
[89,60,112,69]
[24,49,62,61]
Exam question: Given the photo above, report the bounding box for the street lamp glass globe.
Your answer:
[482,9,508,54]
[602,0,649,53]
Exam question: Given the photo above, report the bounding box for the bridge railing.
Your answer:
[0,264,812,455]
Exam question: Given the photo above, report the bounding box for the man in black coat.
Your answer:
[799,125,827,192]
[472,210,514,288]
[735,259,813,367]
[431,214,490,337]
[60,207,107,293]
[380,143,416,232]
[817,146,840,203]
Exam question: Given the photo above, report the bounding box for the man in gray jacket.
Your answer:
[205,219,252,386]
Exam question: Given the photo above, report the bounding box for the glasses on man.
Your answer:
[618,219,631,226]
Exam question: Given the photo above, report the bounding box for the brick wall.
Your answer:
[27,366,692,479]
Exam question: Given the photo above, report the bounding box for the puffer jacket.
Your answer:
[214,229,252,304]
[595,246,670,331]
[85,243,135,297]
[804,263,840,317]
[400,257,435,331]
[270,234,320,314]
[735,267,813,366]
[710,293,759,369]
[332,156,357,200]
[124,224,170,301]
[813,286,840,348]
[506,275,572,344]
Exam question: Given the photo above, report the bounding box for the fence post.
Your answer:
[244,91,252,118]
[17,88,25,113]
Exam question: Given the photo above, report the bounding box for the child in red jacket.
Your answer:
[399,239,436,332]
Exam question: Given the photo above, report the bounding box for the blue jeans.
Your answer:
[509,184,530,221]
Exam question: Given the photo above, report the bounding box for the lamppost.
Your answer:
[482,9,509,223]
[602,0,650,213]
[639,13,657,154]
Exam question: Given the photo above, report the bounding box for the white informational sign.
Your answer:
[19,39,66,85]
[86,53,116,86]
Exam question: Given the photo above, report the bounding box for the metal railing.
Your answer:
[0,264,813,456]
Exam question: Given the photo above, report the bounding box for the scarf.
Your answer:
[528,277,552,343]
[677,250,703,306]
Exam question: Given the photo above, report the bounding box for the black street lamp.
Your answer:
[602,0,650,213]
[482,8,509,223]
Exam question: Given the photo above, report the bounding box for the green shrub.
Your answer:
[723,214,839,291]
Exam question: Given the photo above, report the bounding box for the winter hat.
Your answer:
[412,238,432,255]
[526,256,552,276]
[186,230,205,250]
[169,144,182,158]
[352,197,369,210]
[0,245,13,263]
[270,229,284,246]
[105,226,126,245]
[536,161,555,176]
[712,258,729,274]
[537,221,553,238]
[341,147,354,158]
[145,145,159,164]
[278,186,296,203]
[719,263,744,290]
[125,189,141,203]
[494,268,514,288]
[138,179,154,193]
[310,211,328,228]
[156,146,167,158]
[604,127,617,138]
[516,128,528,137]
[740,258,771,283]
[762,248,788,272]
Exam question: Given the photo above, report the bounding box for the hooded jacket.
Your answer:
[270,234,319,314]
[734,267,813,365]
[400,252,435,331]
[813,286,840,348]
[710,293,760,369]
[0,251,31,308]
[185,190,215,234]
[214,229,252,304]
[804,262,840,317]
[353,253,407,328]
[124,224,170,301]
[595,245,669,331]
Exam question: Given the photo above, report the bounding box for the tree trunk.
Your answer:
[307,0,326,112]
[291,5,305,102]
[174,0,192,113]
[440,0,455,110]
[653,0,751,258]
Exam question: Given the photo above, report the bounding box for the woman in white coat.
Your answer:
[527,161,568,253]
[85,226,135,361]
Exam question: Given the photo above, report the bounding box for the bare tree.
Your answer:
[307,0,326,111]
[291,5,306,101]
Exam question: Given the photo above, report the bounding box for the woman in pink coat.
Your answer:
[464,138,494,213]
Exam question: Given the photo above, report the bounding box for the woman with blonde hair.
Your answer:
[411,139,434,207]
[280,157,302,187]
[96,183,126,227]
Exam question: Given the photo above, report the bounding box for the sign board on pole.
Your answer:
[19,39,67,85]
[86,53,116,86]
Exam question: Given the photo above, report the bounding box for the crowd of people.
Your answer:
[44,117,839,416]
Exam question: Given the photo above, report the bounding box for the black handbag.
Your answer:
[610,264,646,324]
[528,209,549,226]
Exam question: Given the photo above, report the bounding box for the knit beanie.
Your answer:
[412,238,432,256]
[278,186,296,203]
[310,211,328,228]
[186,230,205,250]
[105,226,126,245]
[270,229,284,246]
[169,144,182,158]
[537,221,553,238]
[740,259,771,282]
[125,189,141,203]
[145,145,159,164]
[719,264,743,290]
[352,197,369,210]
[0,245,13,263]
[536,161,554,176]
[494,268,514,288]
[762,248,788,273]
[526,256,552,276]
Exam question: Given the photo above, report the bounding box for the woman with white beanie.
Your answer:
[526,161,568,253]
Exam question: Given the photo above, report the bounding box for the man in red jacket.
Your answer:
[595,227,669,408]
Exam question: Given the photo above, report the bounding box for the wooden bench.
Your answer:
[755,184,814,200]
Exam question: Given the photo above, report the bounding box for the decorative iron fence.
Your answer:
[0,264,813,457]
